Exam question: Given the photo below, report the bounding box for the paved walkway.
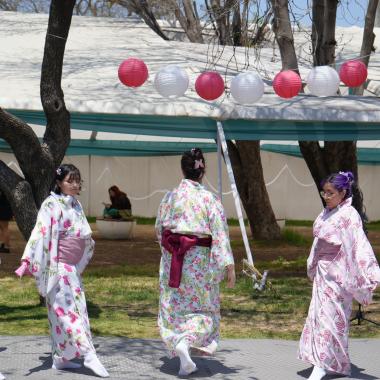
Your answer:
[0,336,378,379]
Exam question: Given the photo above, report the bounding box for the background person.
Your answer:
[103,185,132,219]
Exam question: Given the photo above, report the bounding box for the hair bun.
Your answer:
[339,171,354,183]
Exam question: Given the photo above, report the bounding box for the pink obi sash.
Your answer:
[57,233,86,265]
[15,234,86,278]
[161,229,212,288]
[315,238,341,261]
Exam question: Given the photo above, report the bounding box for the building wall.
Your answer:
[1,152,379,221]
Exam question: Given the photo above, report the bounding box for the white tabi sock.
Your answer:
[84,352,109,378]
[52,356,82,370]
[308,365,327,380]
[175,340,197,376]
[0,371,5,380]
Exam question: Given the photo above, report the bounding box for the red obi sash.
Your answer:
[161,229,212,288]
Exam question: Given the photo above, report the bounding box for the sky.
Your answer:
[289,0,369,27]
[195,0,371,28]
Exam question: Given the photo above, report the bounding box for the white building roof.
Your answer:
[0,11,379,125]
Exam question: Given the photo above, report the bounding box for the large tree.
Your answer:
[0,0,75,238]
[124,0,281,240]
[270,0,378,219]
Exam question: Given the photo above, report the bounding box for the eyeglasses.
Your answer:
[63,180,83,188]
[320,191,337,199]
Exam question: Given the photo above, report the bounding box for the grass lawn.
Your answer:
[1,261,379,340]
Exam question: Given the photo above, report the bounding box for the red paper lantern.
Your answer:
[339,60,367,87]
[195,71,225,101]
[273,70,302,99]
[118,58,148,87]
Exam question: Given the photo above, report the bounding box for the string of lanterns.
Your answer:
[117,57,368,104]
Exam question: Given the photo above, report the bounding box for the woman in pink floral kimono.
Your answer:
[156,148,235,376]
[16,164,109,378]
[298,171,380,380]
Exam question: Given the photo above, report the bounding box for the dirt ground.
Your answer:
[1,222,380,277]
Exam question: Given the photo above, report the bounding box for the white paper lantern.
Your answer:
[154,65,189,98]
[230,72,264,104]
[306,66,340,97]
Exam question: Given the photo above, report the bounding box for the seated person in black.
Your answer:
[103,185,132,219]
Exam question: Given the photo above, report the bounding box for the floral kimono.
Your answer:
[298,197,380,375]
[155,179,234,357]
[21,192,96,361]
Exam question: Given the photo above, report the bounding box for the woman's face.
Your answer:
[57,173,81,196]
[109,190,116,197]
[320,182,346,210]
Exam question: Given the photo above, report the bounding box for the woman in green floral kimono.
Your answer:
[156,148,235,376]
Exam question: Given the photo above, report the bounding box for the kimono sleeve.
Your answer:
[208,194,234,283]
[155,191,172,242]
[306,238,319,281]
[339,210,380,305]
[76,237,94,275]
[21,197,61,296]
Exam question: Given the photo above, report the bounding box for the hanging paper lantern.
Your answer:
[118,58,148,87]
[273,70,302,99]
[195,71,225,101]
[154,65,189,98]
[230,72,264,104]
[306,66,340,97]
[339,60,367,87]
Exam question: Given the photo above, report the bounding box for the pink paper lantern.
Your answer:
[273,70,302,98]
[339,60,367,87]
[195,71,225,101]
[118,58,148,87]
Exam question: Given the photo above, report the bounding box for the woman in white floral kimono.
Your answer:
[156,148,235,376]
[298,171,380,380]
[16,164,109,378]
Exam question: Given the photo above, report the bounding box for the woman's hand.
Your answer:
[226,264,236,288]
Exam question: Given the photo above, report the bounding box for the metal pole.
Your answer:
[217,121,254,265]
[217,128,222,201]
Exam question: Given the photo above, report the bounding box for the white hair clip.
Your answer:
[194,159,204,169]
[56,168,62,176]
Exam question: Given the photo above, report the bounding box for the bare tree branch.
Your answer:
[118,0,170,40]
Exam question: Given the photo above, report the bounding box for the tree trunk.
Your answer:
[352,0,379,95]
[299,0,378,219]
[311,0,324,66]
[227,141,281,240]
[270,0,299,71]
[322,0,338,64]
[0,0,75,239]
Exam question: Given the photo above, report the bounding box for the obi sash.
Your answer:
[57,233,86,265]
[161,229,212,288]
[315,238,341,261]
[15,234,86,277]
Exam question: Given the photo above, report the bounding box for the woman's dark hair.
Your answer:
[321,171,368,233]
[108,185,125,202]
[181,148,206,181]
[53,164,82,194]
